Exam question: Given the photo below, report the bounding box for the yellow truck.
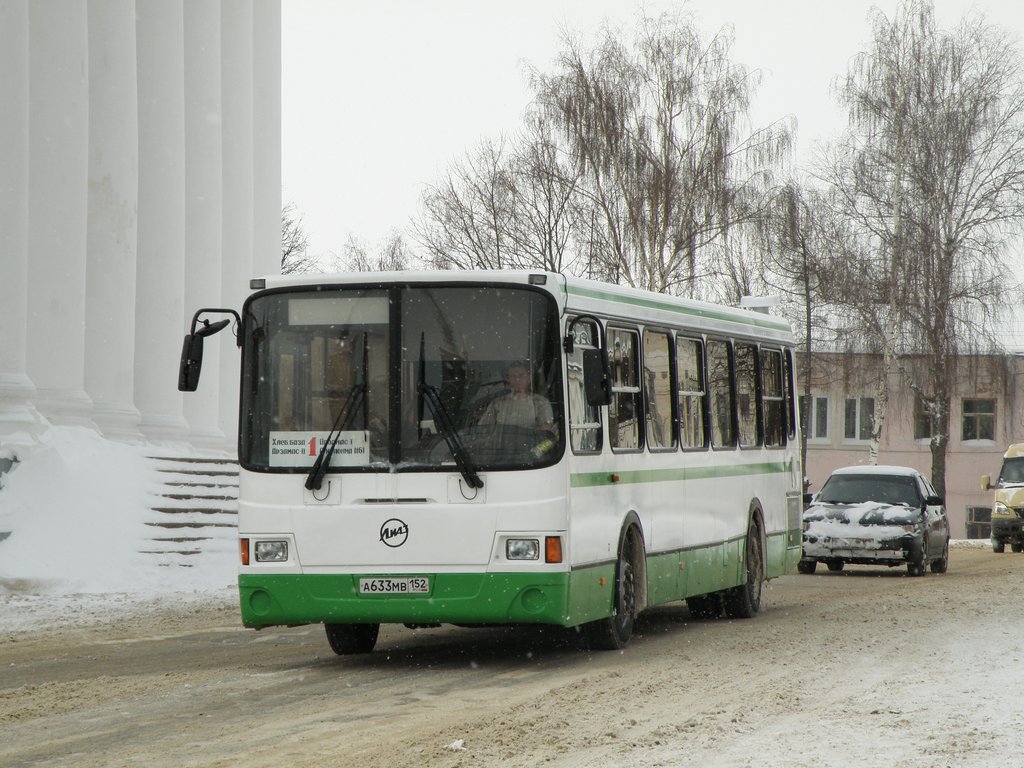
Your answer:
[982,443,1024,553]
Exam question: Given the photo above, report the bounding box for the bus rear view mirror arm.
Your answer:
[178,308,241,392]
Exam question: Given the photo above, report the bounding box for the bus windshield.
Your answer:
[240,283,564,473]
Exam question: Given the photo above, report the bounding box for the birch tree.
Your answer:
[530,10,792,295]
[822,0,1024,494]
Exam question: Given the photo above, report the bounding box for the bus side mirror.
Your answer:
[981,474,991,491]
[178,315,234,392]
[582,348,611,407]
[178,333,204,392]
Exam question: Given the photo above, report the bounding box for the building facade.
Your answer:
[0,0,281,453]
[800,349,1024,539]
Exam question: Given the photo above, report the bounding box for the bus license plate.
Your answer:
[358,577,430,595]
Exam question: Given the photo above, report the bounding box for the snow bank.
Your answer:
[0,426,234,596]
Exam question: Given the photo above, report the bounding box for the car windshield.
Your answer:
[816,474,921,506]
[998,456,1024,486]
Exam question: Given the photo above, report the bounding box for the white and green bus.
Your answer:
[179,270,803,653]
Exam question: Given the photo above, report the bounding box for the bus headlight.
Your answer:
[506,539,540,560]
[255,540,289,562]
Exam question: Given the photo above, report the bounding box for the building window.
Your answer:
[844,396,875,442]
[962,398,995,442]
[966,506,991,540]
[799,395,829,441]
[914,396,937,441]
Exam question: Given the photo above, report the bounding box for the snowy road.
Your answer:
[3,544,1023,768]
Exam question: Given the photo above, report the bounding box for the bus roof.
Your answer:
[250,269,795,345]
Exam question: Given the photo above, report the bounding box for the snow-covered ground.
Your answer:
[4,428,1021,768]
[0,426,238,632]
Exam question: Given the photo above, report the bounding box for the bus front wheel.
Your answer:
[586,526,642,651]
[325,622,380,655]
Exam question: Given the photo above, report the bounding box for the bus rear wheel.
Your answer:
[722,516,764,619]
[586,527,641,651]
[325,622,380,655]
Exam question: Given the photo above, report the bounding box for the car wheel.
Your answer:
[993,539,1006,554]
[826,560,845,572]
[723,517,764,619]
[797,559,817,575]
[907,547,927,577]
[325,623,380,655]
[586,526,641,650]
[930,540,949,573]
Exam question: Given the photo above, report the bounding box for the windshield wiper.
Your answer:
[305,382,365,491]
[419,382,483,490]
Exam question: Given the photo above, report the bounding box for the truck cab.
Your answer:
[982,444,1024,553]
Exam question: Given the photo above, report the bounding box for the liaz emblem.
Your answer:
[379,518,409,548]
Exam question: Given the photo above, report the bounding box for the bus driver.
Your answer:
[478,361,553,433]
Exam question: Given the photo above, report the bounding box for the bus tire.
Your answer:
[325,622,380,655]
[722,515,764,619]
[586,526,642,651]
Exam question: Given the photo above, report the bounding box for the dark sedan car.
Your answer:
[799,465,950,576]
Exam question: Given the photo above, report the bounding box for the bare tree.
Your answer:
[504,114,586,274]
[821,0,1024,495]
[413,138,516,270]
[531,10,792,295]
[757,180,852,476]
[281,202,319,274]
[336,231,416,272]
[413,126,584,274]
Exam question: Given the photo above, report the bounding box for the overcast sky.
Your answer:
[281,0,1023,261]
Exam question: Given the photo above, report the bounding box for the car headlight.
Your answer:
[506,538,540,560]
[255,540,288,562]
[994,501,1010,516]
[902,524,918,533]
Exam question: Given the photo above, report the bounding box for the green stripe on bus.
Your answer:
[238,532,799,631]
[570,461,791,488]
[565,283,790,332]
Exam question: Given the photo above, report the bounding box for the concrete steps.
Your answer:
[142,455,239,567]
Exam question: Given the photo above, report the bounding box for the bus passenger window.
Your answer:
[567,319,602,454]
[761,348,785,447]
[707,339,735,448]
[735,343,758,448]
[609,328,642,451]
[643,330,675,451]
[784,349,797,439]
[676,337,706,449]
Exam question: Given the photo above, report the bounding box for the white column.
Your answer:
[26,1,94,426]
[182,0,227,448]
[219,0,255,444]
[252,0,282,279]
[0,0,43,438]
[134,0,189,441]
[84,0,142,442]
